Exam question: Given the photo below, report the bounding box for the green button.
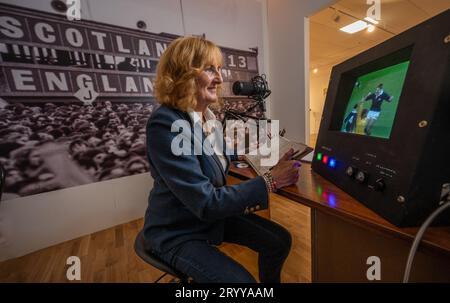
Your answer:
[317,152,323,161]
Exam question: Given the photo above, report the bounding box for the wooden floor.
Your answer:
[0,193,311,283]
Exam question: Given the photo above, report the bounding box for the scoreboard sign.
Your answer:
[0,3,259,104]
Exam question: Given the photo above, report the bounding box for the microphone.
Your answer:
[232,74,271,100]
[232,81,255,96]
[222,75,271,124]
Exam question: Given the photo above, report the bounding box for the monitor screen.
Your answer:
[340,61,410,139]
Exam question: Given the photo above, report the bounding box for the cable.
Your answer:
[403,200,450,283]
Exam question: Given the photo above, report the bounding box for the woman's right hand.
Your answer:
[270,148,301,189]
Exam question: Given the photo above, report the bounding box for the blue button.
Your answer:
[329,158,336,168]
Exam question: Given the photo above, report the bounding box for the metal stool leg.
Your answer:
[154,272,168,283]
[135,230,193,283]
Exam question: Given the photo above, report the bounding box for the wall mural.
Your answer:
[0,3,263,200]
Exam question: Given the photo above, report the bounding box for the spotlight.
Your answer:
[136,20,147,30]
[367,24,376,33]
[51,0,68,13]
[333,14,340,23]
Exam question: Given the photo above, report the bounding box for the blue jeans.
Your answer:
[154,214,292,283]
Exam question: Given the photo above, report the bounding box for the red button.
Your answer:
[322,155,329,164]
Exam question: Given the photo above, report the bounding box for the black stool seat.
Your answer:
[134,230,189,282]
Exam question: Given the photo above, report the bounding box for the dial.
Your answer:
[346,166,356,177]
[356,171,368,183]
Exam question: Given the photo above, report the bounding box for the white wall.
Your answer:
[0,0,185,34]
[0,174,153,261]
[182,0,263,51]
[182,0,266,90]
[0,0,265,261]
[266,0,336,143]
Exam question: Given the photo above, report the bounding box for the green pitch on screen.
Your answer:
[340,61,410,139]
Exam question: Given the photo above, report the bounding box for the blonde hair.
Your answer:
[154,36,224,112]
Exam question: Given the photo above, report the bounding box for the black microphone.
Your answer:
[232,75,271,100]
[232,81,257,96]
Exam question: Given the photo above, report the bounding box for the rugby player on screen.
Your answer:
[363,84,394,136]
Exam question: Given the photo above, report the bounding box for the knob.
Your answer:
[356,171,368,183]
[374,178,385,192]
[346,166,356,177]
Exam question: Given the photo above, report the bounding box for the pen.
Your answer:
[269,149,302,170]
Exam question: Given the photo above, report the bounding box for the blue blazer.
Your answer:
[143,105,269,253]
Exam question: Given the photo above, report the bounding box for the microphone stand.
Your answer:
[222,96,269,130]
[222,74,271,130]
[221,98,268,156]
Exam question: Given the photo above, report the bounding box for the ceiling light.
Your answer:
[313,68,318,74]
[367,24,376,33]
[364,17,379,25]
[340,20,368,34]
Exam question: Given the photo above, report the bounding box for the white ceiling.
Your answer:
[310,0,450,73]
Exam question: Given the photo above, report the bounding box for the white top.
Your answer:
[188,108,227,171]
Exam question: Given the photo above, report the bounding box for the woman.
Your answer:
[143,36,300,283]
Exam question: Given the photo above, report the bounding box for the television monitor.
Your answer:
[312,9,450,227]
[339,61,410,139]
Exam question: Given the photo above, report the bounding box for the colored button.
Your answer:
[329,158,336,168]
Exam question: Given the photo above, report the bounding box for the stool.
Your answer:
[134,230,190,283]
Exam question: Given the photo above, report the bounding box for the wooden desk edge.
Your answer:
[229,164,450,257]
